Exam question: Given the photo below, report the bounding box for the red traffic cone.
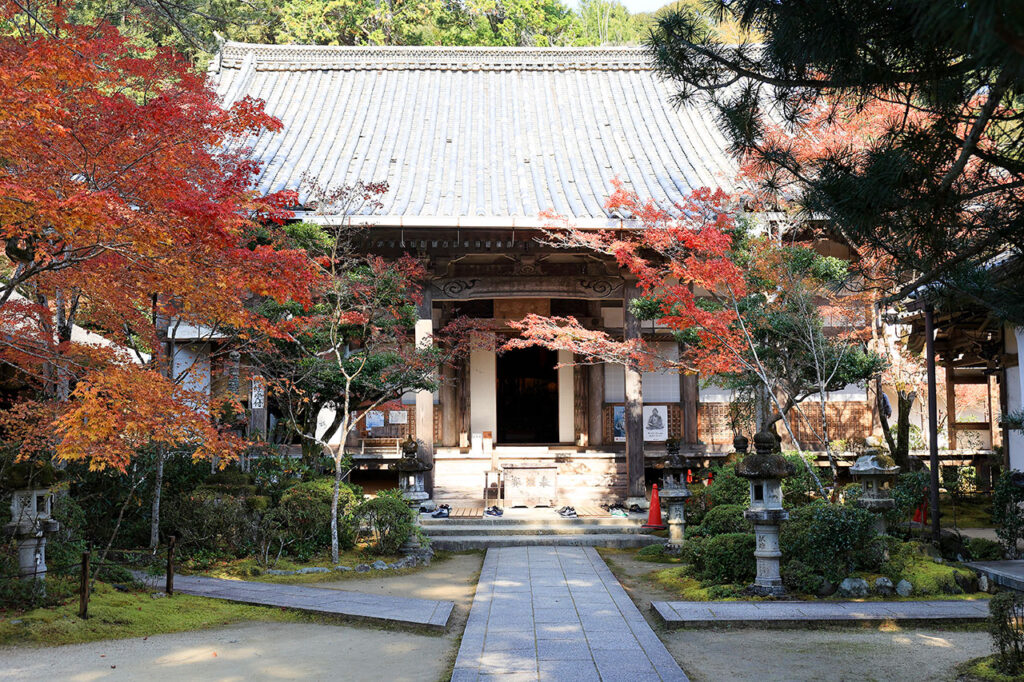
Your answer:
[643,484,666,530]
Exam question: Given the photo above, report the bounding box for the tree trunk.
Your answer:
[895,391,915,470]
[331,452,342,564]
[149,447,166,551]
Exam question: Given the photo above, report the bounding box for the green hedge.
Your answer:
[692,504,749,537]
[780,501,877,582]
[682,532,756,584]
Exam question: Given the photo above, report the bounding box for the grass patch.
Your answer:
[0,581,306,647]
[957,655,1024,681]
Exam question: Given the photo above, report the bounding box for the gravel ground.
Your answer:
[0,552,483,682]
[600,548,992,682]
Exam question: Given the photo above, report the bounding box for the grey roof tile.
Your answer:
[211,43,738,219]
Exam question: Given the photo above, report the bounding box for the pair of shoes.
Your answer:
[628,504,644,514]
[610,508,628,518]
[556,506,573,514]
[431,507,450,519]
[484,506,503,517]
[558,507,578,518]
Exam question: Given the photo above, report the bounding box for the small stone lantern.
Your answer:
[390,437,433,509]
[850,448,899,535]
[389,437,434,554]
[659,450,691,548]
[735,431,795,597]
[3,462,61,588]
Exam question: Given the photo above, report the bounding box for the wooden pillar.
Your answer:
[440,361,457,447]
[946,361,957,450]
[680,366,699,446]
[586,301,605,447]
[415,292,435,496]
[456,357,470,447]
[624,285,646,504]
[588,363,605,446]
[574,363,588,446]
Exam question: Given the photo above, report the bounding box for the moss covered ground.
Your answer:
[957,655,1024,681]
[0,581,310,647]
[637,548,987,602]
[179,549,453,585]
[940,494,994,529]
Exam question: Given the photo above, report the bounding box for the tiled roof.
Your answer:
[210,43,739,222]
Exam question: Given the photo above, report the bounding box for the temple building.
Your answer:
[192,43,957,506]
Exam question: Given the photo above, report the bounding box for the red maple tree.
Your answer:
[0,1,312,471]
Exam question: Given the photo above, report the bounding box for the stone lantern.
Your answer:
[390,437,433,509]
[389,437,434,554]
[735,431,795,597]
[659,450,691,548]
[3,462,61,589]
[850,448,899,535]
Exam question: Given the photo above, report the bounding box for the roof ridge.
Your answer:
[216,41,655,72]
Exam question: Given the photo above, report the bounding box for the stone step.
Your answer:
[420,515,643,527]
[423,523,651,536]
[426,533,665,550]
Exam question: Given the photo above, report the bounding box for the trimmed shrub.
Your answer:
[278,478,361,559]
[705,464,749,507]
[694,533,756,584]
[989,591,1024,676]
[993,471,1024,559]
[165,489,253,560]
[637,543,668,560]
[358,489,419,555]
[968,537,1005,562]
[780,501,877,582]
[782,559,824,595]
[693,504,749,537]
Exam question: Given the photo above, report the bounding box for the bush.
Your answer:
[692,504,749,537]
[277,478,361,560]
[989,591,1024,676]
[993,471,1024,559]
[780,501,877,582]
[358,489,418,555]
[968,537,1005,562]
[782,559,824,594]
[705,464,749,507]
[637,543,667,559]
[690,533,756,584]
[165,489,253,561]
[249,451,313,502]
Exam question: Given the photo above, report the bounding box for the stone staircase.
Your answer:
[420,513,665,550]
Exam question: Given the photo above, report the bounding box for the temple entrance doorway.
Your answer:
[496,347,559,443]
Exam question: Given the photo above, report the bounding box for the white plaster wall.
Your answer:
[470,349,497,436]
[171,342,211,398]
[604,342,680,403]
[316,407,345,445]
[557,349,574,443]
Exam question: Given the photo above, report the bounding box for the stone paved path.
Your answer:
[653,598,989,628]
[139,573,454,631]
[451,546,687,681]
